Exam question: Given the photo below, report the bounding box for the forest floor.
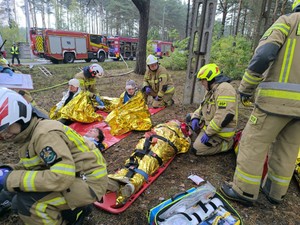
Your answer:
[0,61,299,225]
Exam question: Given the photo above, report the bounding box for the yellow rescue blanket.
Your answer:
[49,91,103,123]
[105,91,152,135]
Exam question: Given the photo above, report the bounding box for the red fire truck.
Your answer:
[30,28,109,64]
[151,40,174,58]
[107,36,138,60]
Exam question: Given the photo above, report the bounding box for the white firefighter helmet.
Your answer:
[0,87,32,131]
[89,64,104,78]
[146,54,158,65]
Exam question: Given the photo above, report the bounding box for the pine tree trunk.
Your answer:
[132,0,150,75]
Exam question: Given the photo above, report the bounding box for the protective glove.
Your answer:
[200,132,210,144]
[0,166,12,190]
[191,118,200,131]
[239,92,253,107]
[95,96,105,107]
[155,96,162,101]
[145,86,152,94]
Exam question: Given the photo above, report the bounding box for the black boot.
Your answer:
[220,182,254,206]
[261,187,282,205]
[0,200,12,217]
[62,204,92,225]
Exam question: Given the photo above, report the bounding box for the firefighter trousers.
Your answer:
[14,180,100,225]
[232,107,300,202]
[192,130,234,156]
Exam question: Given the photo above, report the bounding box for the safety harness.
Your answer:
[125,133,178,182]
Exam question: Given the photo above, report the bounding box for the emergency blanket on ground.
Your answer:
[49,91,103,123]
[94,120,191,213]
[70,107,165,151]
[105,91,152,135]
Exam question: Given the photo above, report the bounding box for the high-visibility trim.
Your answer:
[258,82,300,92]
[207,122,236,138]
[50,163,75,176]
[235,167,261,185]
[165,86,175,93]
[89,167,107,179]
[92,149,106,166]
[258,89,300,101]
[217,96,236,102]
[23,171,38,191]
[242,71,263,85]
[279,38,296,83]
[20,156,42,168]
[268,171,291,186]
[36,197,67,225]
[64,126,89,152]
[262,23,290,39]
[271,23,290,36]
[210,120,222,132]
[217,130,236,138]
[79,79,96,87]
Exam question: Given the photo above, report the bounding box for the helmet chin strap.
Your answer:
[148,63,159,72]
[18,120,30,132]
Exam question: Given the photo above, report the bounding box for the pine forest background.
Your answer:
[0,0,295,79]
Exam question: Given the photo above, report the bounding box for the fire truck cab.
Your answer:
[107,36,138,61]
[30,28,108,64]
[151,40,174,58]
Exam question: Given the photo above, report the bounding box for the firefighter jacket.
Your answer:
[239,12,300,117]
[192,79,237,140]
[10,46,19,55]
[143,65,175,98]
[74,71,97,97]
[5,117,108,208]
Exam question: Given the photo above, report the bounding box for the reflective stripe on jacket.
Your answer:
[239,13,300,116]
[192,82,237,140]
[11,46,19,54]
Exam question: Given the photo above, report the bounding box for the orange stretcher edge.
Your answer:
[93,155,175,214]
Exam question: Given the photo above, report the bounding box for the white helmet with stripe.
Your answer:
[0,87,32,131]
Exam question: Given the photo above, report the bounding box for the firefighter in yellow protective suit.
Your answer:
[142,54,175,108]
[0,88,108,225]
[74,63,105,108]
[189,63,237,156]
[220,0,300,206]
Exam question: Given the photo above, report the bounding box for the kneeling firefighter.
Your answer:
[0,87,108,225]
[188,63,238,156]
[142,54,175,107]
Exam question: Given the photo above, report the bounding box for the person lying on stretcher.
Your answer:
[106,120,191,206]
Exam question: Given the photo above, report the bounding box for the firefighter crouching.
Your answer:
[188,63,237,156]
[142,54,175,108]
[0,88,108,225]
[220,0,300,206]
